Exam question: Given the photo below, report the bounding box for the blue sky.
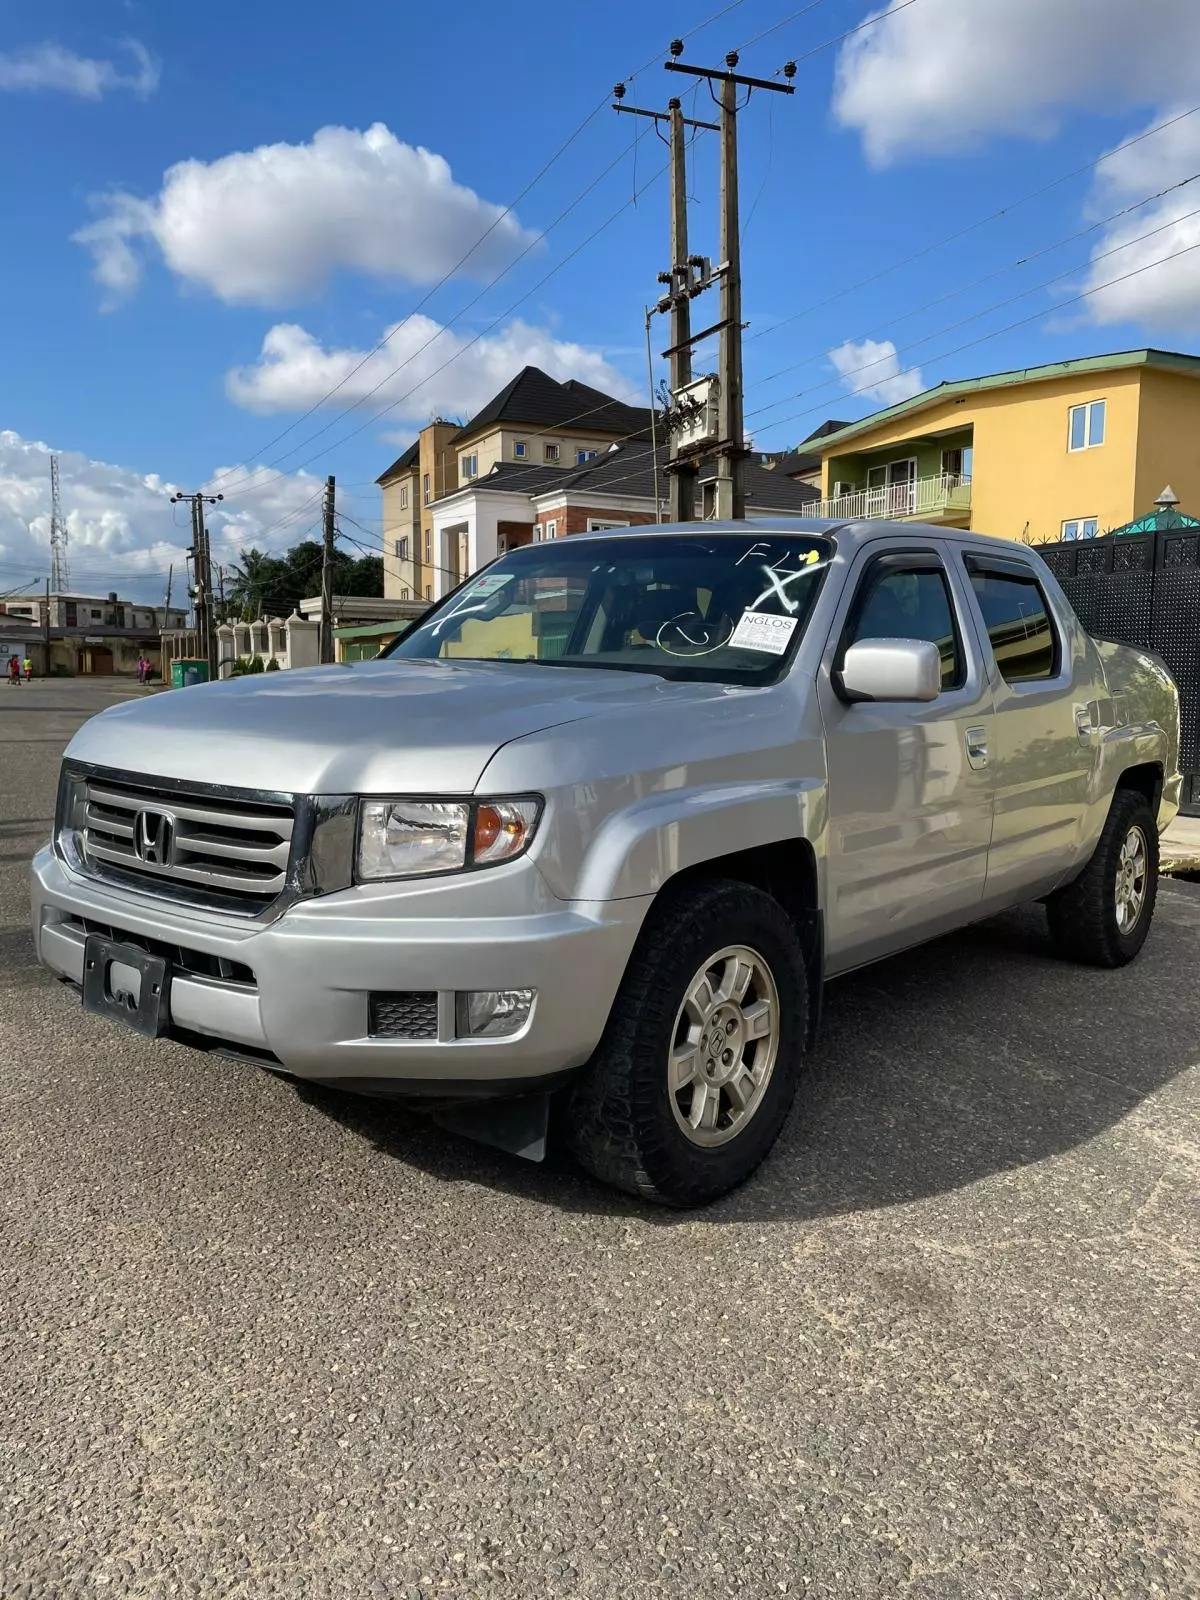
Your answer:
[1,0,1199,598]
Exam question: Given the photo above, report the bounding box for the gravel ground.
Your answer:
[1,678,1197,1599]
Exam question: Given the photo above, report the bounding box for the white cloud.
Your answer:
[74,122,535,308]
[834,0,1200,165]
[226,315,634,431]
[1082,109,1200,330]
[0,431,334,603]
[828,338,924,406]
[0,40,158,99]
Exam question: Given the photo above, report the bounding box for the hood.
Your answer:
[64,658,717,794]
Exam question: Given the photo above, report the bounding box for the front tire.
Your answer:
[568,879,807,1206]
[1045,789,1159,967]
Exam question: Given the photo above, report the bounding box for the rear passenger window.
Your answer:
[968,570,1057,682]
[846,565,963,689]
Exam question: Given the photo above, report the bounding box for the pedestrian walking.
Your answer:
[22,655,32,682]
[8,654,21,686]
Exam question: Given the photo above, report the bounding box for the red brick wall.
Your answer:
[536,507,659,538]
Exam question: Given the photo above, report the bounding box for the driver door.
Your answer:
[817,545,996,974]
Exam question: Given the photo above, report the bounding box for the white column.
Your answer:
[285,611,320,668]
[216,624,236,679]
[471,499,502,575]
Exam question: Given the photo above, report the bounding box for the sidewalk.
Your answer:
[1162,812,1200,873]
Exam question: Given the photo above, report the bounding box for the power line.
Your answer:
[206,135,650,506]
[756,237,1200,440]
[747,102,1200,344]
[749,170,1200,395]
[746,201,1200,428]
[201,0,757,502]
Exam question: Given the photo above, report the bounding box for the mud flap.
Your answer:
[431,1092,550,1162]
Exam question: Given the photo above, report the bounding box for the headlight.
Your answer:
[357,796,541,881]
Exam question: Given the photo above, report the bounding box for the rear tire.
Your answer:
[567,879,807,1207]
[1045,789,1158,968]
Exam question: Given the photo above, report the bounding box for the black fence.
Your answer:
[1039,525,1200,814]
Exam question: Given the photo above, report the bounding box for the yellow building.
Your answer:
[799,349,1200,543]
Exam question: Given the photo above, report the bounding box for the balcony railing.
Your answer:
[805,473,972,522]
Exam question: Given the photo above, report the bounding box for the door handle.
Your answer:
[1075,705,1095,741]
[965,726,988,769]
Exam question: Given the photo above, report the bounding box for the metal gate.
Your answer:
[1039,525,1200,815]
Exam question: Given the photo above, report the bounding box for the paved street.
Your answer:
[1,677,1197,1599]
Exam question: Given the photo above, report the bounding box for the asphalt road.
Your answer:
[2,677,1197,1599]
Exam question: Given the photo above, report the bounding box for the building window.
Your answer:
[544,443,560,463]
[461,454,478,481]
[424,529,431,560]
[576,449,598,465]
[1068,400,1106,452]
[423,472,431,504]
[394,537,409,559]
[91,608,102,620]
[1062,518,1098,541]
[586,518,629,531]
[399,485,409,510]
[425,584,432,601]
[941,446,973,482]
[514,440,528,459]
[542,520,558,540]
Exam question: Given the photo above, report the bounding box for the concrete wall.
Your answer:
[1133,368,1200,519]
[381,468,420,601]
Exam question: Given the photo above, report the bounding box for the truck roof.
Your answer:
[566,517,1037,558]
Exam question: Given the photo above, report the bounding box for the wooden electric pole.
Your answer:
[319,474,336,664]
[665,47,795,519]
[613,81,717,522]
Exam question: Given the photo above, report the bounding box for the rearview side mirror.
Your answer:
[838,638,941,703]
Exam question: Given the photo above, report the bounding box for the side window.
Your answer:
[844,561,963,690]
[967,568,1057,683]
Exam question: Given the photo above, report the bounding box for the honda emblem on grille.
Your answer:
[134,808,173,866]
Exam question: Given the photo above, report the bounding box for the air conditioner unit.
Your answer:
[672,375,720,453]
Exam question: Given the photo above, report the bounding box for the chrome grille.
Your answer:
[79,774,295,911]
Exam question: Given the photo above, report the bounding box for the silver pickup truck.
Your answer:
[31,520,1181,1205]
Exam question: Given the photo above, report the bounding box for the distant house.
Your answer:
[378,367,654,602]
[378,367,819,601]
[756,420,851,490]
[0,589,188,677]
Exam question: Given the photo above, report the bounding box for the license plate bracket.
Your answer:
[82,935,171,1038]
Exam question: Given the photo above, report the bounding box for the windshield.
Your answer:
[385,531,835,684]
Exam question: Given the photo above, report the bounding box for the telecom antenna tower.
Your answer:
[49,454,70,592]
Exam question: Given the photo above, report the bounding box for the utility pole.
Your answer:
[164,563,173,617]
[216,564,227,624]
[665,47,795,518]
[319,474,336,664]
[613,80,717,521]
[170,490,223,680]
[42,576,50,655]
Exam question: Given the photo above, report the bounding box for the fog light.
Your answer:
[456,989,535,1038]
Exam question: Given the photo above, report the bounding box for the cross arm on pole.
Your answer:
[665,61,795,94]
[613,102,720,131]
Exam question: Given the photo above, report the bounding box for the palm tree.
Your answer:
[225,547,280,621]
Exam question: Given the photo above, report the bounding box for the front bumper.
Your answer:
[30,846,651,1090]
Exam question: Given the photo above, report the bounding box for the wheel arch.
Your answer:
[1113,759,1163,817]
[653,838,824,1047]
